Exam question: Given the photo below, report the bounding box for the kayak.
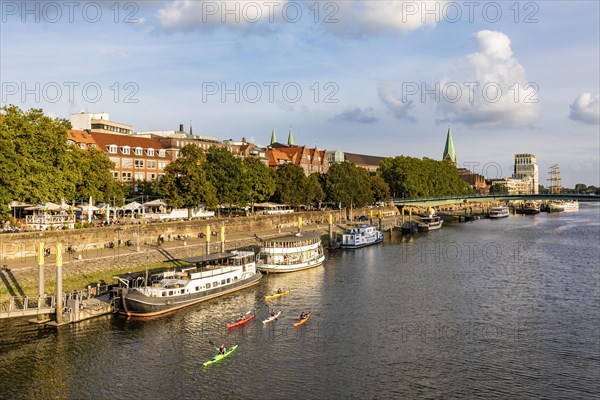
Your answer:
[227,314,255,329]
[265,290,290,301]
[262,310,281,324]
[293,313,311,327]
[203,344,238,367]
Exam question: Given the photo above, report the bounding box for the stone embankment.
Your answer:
[0,207,398,303]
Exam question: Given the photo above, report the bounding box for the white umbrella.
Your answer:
[123,201,142,211]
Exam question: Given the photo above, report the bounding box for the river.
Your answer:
[1,205,599,399]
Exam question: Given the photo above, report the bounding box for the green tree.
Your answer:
[0,105,72,205]
[159,145,217,218]
[244,157,276,212]
[274,163,307,208]
[205,146,248,209]
[380,156,472,198]
[370,174,391,202]
[490,183,509,195]
[574,183,587,193]
[324,162,373,208]
[304,173,325,208]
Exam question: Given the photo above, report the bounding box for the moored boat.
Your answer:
[418,214,443,232]
[489,206,509,218]
[563,200,579,212]
[340,224,383,248]
[523,201,540,215]
[401,221,418,234]
[113,251,262,318]
[203,344,238,367]
[257,232,325,273]
[548,201,565,212]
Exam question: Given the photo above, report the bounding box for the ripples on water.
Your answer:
[1,205,599,399]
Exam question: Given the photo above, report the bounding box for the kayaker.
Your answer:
[237,313,245,321]
[270,309,276,317]
[299,312,307,319]
[218,344,225,354]
[277,288,282,294]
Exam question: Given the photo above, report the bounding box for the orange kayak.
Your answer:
[293,313,311,327]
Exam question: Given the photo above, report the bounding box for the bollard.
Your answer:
[55,243,63,324]
[220,225,226,253]
[206,225,211,255]
[37,242,45,310]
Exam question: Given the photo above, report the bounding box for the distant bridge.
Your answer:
[393,194,600,207]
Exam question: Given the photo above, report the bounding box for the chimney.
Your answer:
[242,137,246,144]
[179,123,184,132]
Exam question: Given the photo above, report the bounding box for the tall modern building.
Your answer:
[513,153,539,194]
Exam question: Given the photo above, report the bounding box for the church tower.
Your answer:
[443,127,456,167]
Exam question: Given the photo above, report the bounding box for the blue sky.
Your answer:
[1,0,599,187]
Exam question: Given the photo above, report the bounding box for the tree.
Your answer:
[274,163,307,208]
[244,157,276,213]
[574,183,587,193]
[490,183,509,195]
[0,105,72,206]
[379,156,473,198]
[159,145,217,218]
[304,173,325,208]
[324,162,373,208]
[205,146,248,210]
[370,174,391,203]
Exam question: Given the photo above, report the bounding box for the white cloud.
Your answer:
[569,93,600,125]
[378,87,416,122]
[326,1,447,37]
[156,0,285,32]
[331,105,378,124]
[437,30,539,127]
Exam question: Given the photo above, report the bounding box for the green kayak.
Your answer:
[203,344,238,367]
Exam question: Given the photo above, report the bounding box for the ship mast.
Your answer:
[548,164,562,194]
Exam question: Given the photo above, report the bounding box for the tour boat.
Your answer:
[257,232,325,273]
[489,206,509,218]
[523,201,541,215]
[548,201,565,212]
[562,200,579,212]
[417,214,443,232]
[113,251,262,317]
[340,224,383,249]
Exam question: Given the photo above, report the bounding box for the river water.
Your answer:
[1,205,599,399]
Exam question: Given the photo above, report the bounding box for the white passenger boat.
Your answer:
[113,251,262,317]
[418,214,443,232]
[489,206,509,218]
[562,200,579,212]
[257,232,325,273]
[341,224,383,249]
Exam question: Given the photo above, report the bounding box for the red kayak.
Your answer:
[227,314,255,329]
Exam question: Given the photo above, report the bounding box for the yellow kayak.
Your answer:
[265,290,290,301]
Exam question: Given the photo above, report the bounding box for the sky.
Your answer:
[1,0,599,187]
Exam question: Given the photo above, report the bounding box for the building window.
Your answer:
[122,172,132,181]
[158,150,165,157]
[134,159,144,168]
[108,145,117,154]
[121,146,130,155]
[110,158,120,168]
[146,149,154,156]
[78,143,86,150]
[112,171,119,179]
[147,160,156,169]
[135,147,143,156]
[158,162,166,170]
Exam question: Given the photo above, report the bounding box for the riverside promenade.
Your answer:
[0,207,399,306]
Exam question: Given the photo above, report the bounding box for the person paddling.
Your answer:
[299,311,308,320]
[218,344,226,355]
[277,288,282,294]
[237,313,245,322]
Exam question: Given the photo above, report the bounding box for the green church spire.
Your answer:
[270,127,276,145]
[288,126,294,146]
[443,126,456,165]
